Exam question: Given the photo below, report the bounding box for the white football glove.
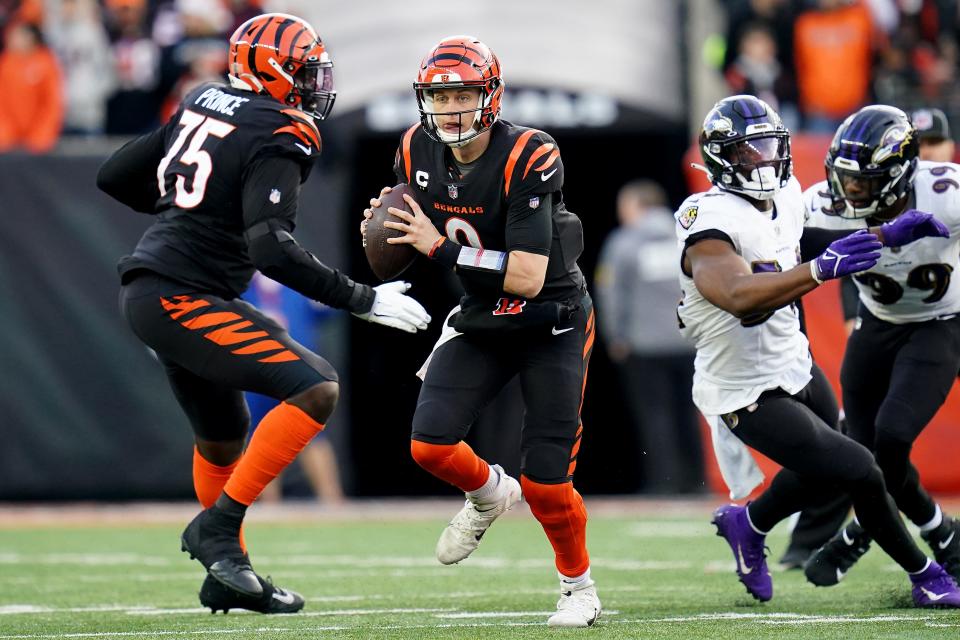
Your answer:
[353,281,431,333]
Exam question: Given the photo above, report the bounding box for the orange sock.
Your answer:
[193,447,248,553]
[410,440,490,492]
[193,447,238,508]
[223,402,324,506]
[522,476,590,577]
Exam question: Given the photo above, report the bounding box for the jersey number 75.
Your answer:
[156,110,236,209]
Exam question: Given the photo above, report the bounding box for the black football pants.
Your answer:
[840,308,960,526]
[726,365,926,572]
[120,270,337,442]
[412,295,594,484]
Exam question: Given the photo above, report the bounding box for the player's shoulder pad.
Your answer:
[915,160,960,193]
[395,122,424,183]
[503,126,562,198]
[675,188,744,243]
[245,99,322,164]
[272,107,322,156]
[802,179,850,226]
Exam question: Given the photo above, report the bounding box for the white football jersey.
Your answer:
[804,161,960,324]
[676,176,812,416]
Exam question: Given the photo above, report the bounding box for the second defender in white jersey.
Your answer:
[682,95,959,608]
[795,106,960,587]
[805,161,960,323]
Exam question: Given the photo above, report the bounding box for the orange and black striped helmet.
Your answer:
[414,35,503,147]
[228,13,336,120]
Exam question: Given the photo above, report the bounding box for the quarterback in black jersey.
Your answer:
[98,13,430,614]
[361,36,599,627]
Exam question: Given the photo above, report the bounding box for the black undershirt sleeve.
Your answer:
[800,227,853,262]
[840,276,860,321]
[680,229,736,277]
[242,156,374,314]
[96,125,169,213]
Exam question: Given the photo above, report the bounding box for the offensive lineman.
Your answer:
[679,95,960,607]
[98,13,430,613]
[801,106,960,586]
[362,36,599,627]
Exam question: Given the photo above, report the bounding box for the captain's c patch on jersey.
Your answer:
[678,205,699,229]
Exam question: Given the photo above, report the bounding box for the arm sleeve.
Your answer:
[242,156,375,314]
[799,227,852,261]
[96,125,169,213]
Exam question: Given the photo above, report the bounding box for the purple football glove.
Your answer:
[880,209,949,248]
[813,230,882,282]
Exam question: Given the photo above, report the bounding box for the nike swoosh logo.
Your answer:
[271,590,296,605]
[939,531,956,550]
[294,143,312,156]
[921,587,952,601]
[552,326,574,335]
[541,168,558,182]
[736,544,752,575]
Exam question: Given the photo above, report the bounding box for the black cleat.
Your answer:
[199,573,304,614]
[804,522,871,587]
[778,546,813,571]
[922,516,960,582]
[181,508,262,598]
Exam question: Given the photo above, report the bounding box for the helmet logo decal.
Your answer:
[704,115,733,136]
[872,125,912,164]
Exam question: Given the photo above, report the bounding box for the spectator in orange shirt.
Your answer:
[0,21,63,153]
[794,0,876,132]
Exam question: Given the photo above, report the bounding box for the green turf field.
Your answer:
[0,506,957,639]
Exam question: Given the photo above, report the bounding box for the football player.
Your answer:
[680,95,960,607]
[799,106,960,586]
[98,13,431,613]
[361,36,599,627]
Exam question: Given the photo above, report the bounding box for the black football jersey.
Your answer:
[394,120,586,307]
[118,82,321,298]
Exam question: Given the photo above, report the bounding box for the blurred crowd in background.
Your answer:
[1,0,959,153]
[719,0,960,135]
[0,0,263,152]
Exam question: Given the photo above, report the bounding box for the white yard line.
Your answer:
[0,613,949,639]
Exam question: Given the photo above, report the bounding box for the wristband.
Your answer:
[428,236,461,270]
[809,260,823,285]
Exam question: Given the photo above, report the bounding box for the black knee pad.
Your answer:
[411,399,475,445]
[849,461,887,497]
[521,439,574,484]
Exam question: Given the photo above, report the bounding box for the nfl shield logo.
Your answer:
[529,196,540,209]
[448,184,458,199]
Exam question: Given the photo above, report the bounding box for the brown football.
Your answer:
[364,183,419,281]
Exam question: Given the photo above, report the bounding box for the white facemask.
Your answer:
[734,165,781,200]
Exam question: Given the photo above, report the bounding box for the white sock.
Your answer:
[745,505,769,536]
[919,505,943,533]
[466,465,501,503]
[559,568,592,591]
[909,557,932,575]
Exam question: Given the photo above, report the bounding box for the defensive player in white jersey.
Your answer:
[679,95,960,607]
[799,106,960,586]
